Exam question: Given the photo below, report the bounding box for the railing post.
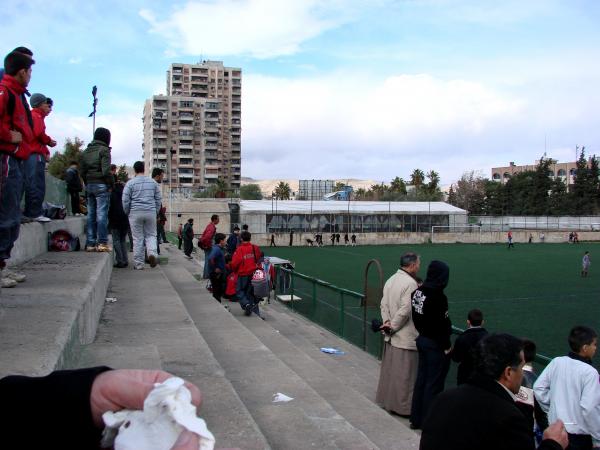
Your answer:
[290,271,295,312]
[339,292,345,336]
[312,279,317,320]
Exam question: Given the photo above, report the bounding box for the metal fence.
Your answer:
[275,267,384,358]
[471,215,600,231]
[275,266,554,368]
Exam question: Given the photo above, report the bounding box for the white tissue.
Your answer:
[272,392,294,402]
[102,377,215,450]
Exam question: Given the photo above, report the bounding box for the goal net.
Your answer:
[431,225,482,244]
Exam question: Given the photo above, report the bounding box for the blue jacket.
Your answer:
[208,245,225,273]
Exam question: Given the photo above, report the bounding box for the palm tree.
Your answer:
[275,181,291,200]
[214,178,228,198]
[390,176,407,195]
[410,169,425,188]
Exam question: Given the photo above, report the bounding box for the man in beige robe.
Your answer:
[376,252,420,416]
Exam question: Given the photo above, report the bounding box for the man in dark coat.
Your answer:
[451,308,488,385]
[420,333,568,450]
[108,181,129,268]
[182,218,194,259]
[410,260,452,429]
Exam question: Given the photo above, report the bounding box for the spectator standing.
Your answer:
[420,333,568,450]
[344,233,349,246]
[231,231,262,317]
[122,161,161,270]
[375,252,420,417]
[351,234,357,246]
[177,223,183,250]
[207,233,227,304]
[534,326,600,450]
[108,180,129,268]
[24,93,55,222]
[226,226,240,256]
[0,51,36,288]
[151,167,166,255]
[80,127,114,252]
[508,230,514,249]
[182,218,194,259]
[65,161,83,215]
[289,229,294,246]
[270,233,276,247]
[199,215,219,279]
[451,308,488,385]
[410,260,452,429]
[582,251,590,277]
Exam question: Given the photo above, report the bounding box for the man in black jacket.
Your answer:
[65,161,83,215]
[420,333,568,450]
[451,308,488,385]
[410,260,452,429]
[108,181,129,268]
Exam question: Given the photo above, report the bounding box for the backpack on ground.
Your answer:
[251,267,270,298]
[47,229,80,252]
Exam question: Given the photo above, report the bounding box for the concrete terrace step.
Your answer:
[162,246,379,450]
[0,251,111,378]
[232,301,420,449]
[72,261,269,450]
[260,302,382,401]
[8,216,86,267]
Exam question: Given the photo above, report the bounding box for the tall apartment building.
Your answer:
[143,60,242,192]
[491,160,578,189]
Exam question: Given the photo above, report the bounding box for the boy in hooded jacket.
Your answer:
[410,260,452,429]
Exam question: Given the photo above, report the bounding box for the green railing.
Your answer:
[275,267,383,358]
[276,267,554,367]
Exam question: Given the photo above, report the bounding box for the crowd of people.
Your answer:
[376,250,600,450]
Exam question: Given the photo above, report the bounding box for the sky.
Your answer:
[3,0,600,185]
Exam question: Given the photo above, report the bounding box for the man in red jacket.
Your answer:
[231,230,261,316]
[0,50,35,288]
[199,214,219,279]
[24,93,56,222]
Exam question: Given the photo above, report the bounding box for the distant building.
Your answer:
[491,160,578,189]
[143,61,241,193]
[297,180,335,200]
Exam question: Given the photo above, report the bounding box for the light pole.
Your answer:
[168,147,176,232]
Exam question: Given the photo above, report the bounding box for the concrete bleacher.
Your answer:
[0,221,420,449]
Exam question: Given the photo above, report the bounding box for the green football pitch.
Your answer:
[264,242,600,360]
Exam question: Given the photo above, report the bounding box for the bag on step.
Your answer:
[47,229,81,251]
[43,201,67,220]
[251,267,270,298]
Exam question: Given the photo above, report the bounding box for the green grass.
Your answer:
[265,242,600,361]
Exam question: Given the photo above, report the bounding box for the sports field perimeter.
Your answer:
[266,242,600,361]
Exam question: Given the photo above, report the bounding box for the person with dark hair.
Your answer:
[65,161,83,215]
[0,50,36,288]
[231,230,262,317]
[421,333,568,450]
[0,46,32,79]
[108,179,129,268]
[451,308,488,385]
[182,218,194,259]
[410,260,452,429]
[581,251,590,277]
[177,223,183,250]
[289,229,294,246]
[207,233,227,304]
[375,252,421,417]
[270,233,276,247]
[23,93,55,222]
[152,168,166,255]
[534,326,600,450]
[122,161,161,270]
[226,225,240,256]
[516,338,548,447]
[80,127,114,252]
[199,214,219,278]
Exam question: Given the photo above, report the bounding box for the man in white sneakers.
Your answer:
[122,161,161,270]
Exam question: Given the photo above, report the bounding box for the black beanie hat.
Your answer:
[93,127,111,146]
[3,51,35,76]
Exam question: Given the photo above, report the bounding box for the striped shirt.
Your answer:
[122,175,161,215]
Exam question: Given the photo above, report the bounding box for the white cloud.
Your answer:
[140,0,360,58]
[46,111,143,166]
[241,72,527,183]
[68,57,82,65]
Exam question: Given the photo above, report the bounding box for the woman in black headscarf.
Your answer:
[409,260,452,429]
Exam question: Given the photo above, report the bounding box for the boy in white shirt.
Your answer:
[534,326,600,450]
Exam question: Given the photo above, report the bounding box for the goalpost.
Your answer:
[431,225,482,244]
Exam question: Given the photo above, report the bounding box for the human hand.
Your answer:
[543,420,568,449]
[49,139,57,147]
[90,369,202,428]
[9,130,22,143]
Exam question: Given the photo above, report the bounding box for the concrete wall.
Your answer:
[251,230,600,247]
[163,198,233,235]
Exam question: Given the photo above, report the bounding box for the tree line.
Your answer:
[448,151,600,216]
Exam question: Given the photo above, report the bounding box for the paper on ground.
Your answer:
[272,392,294,402]
[102,377,215,450]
